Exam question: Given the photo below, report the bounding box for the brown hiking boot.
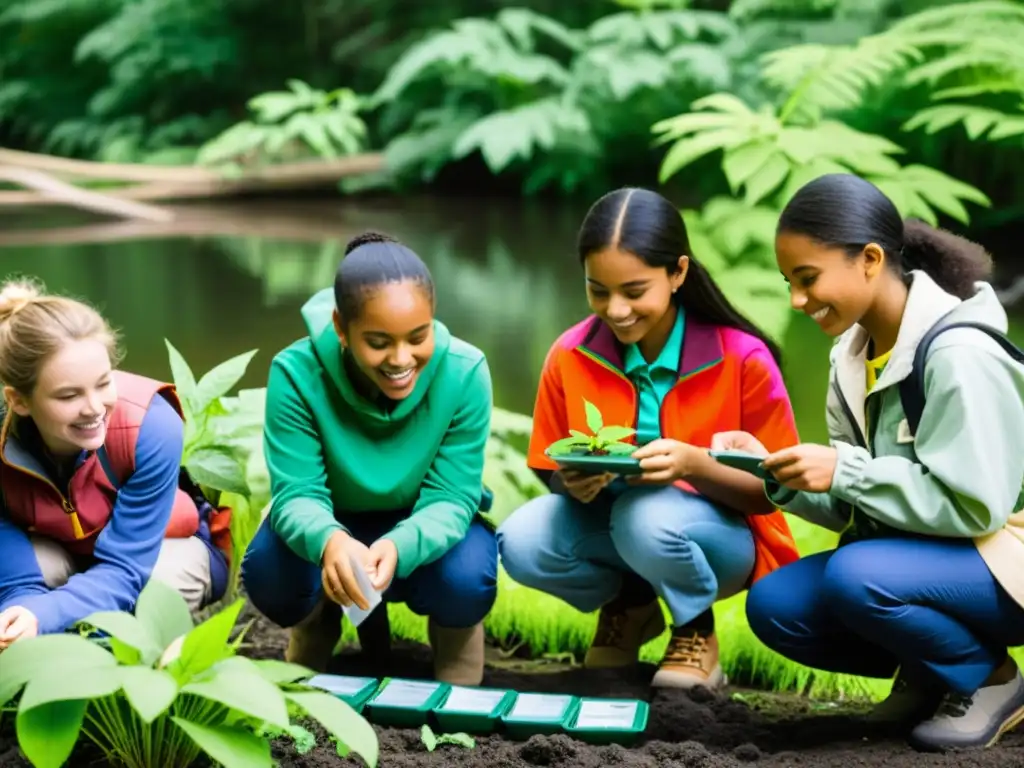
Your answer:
[285,598,342,672]
[651,631,723,689]
[867,667,944,724]
[429,619,485,686]
[584,598,666,669]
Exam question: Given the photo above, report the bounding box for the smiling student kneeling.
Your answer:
[241,232,497,686]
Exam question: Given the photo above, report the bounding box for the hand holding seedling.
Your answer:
[0,605,38,650]
[630,439,700,484]
[366,538,399,590]
[559,470,617,503]
[711,431,769,457]
[321,530,373,610]
[761,444,838,492]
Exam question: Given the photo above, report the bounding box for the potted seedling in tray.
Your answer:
[544,400,642,475]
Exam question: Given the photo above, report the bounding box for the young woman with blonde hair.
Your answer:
[0,279,228,650]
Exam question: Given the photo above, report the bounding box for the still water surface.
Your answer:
[3,196,1021,443]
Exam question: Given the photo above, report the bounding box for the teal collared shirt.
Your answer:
[623,309,684,445]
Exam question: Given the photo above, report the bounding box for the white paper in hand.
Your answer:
[341,551,382,628]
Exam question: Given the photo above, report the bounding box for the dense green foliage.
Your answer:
[5,0,1024,341]
[2,0,1020,203]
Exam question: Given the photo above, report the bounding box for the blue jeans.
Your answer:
[241,514,498,629]
[746,538,1024,696]
[496,485,755,626]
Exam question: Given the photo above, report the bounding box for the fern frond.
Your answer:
[762,33,923,123]
[495,8,581,52]
[903,104,1024,142]
[451,97,594,173]
[890,0,1024,34]
[588,10,738,51]
[0,0,112,25]
[728,0,838,22]
[904,40,1024,90]
[373,18,569,104]
[872,164,990,225]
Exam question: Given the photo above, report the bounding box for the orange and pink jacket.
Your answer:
[527,315,802,584]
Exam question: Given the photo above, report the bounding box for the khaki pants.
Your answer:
[31,535,213,611]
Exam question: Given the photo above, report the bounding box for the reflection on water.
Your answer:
[2,196,1022,443]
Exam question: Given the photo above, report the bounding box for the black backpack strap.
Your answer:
[899,319,1024,436]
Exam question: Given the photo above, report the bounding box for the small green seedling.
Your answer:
[546,399,636,457]
[420,724,475,752]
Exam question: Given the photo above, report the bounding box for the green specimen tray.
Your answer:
[544,448,642,476]
[500,693,580,738]
[564,697,649,746]
[433,685,516,734]
[365,678,451,727]
[305,675,379,713]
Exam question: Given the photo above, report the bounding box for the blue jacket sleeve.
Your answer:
[0,516,50,610]
[14,394,184,634]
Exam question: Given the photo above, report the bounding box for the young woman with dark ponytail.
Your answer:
[715,173,1024,751]
[241,232,498,687]
[497,187,801,690]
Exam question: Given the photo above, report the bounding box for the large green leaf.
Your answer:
[120,667,179,723]
[16,699,87,768]
[182,660,289,730]
[78,610,161,666]
[658,127,751,183]
[717,265,793,342]
[583,399,603,434]
[193,349,258,415]
[251,659,315,685]
[286,691,379,767]
[721,140,775,194]
[19,665,122,711]
[167,598,244,683]
[172,718,273,768]
[0,634,114,707]
[185,446,250,496]
[742,151,790,205]
[597,426,636,442]
[164,339,198,415]
[134,578,194,652]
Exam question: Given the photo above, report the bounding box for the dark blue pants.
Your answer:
[241,514,498,630]
[746,538,1024,695]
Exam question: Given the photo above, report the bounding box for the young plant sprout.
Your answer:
[546,399,636,457]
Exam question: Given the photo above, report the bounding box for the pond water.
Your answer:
[2,196,1021,444]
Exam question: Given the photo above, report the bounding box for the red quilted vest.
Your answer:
[0,371,231,560]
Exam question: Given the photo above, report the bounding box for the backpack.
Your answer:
[898,314,1024,437]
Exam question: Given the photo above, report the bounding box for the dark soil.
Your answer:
[3,604,1024,767]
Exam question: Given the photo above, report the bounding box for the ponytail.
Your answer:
[901,219,992,300]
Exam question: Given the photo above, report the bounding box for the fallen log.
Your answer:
[0,148,386,186]
[0,166,175,222]
[0,203,367,246]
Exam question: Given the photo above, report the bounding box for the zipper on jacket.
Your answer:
[1,459,86,539]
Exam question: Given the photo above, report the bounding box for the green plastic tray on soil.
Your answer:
[500,692,580,739]
[365,678,451,728]
[432,685,516,734]
[305,675,379,713]
[564,697,649,746]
